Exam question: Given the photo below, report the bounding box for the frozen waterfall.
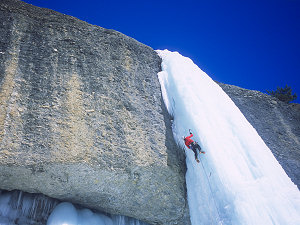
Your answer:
[157,49,300,225]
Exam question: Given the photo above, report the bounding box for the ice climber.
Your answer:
[183,130,205,163]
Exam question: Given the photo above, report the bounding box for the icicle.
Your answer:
[0,190,59,224]
[1,190,150,225]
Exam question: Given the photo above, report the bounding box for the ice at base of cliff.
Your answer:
[47,202,148,225]
[156,49,300,225]
[47,202,112,225]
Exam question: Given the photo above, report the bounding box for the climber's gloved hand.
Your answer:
[189,129,192,134]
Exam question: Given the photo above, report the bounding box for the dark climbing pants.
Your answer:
[189,142,202,160]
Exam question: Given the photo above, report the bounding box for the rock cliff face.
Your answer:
[1,0,299,224]
[218,83,300,188]
[0,0,188,224]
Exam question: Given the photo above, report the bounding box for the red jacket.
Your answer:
[184,134,194,149]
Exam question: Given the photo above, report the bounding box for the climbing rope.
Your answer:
[199,156,223,224]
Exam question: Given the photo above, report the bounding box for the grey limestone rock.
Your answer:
[218,83,300,189]
[0,0,188,224]
[1,0,299,224]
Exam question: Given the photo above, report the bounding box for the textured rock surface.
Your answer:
[1,0,299,224]
[0,1,188,224]
[218,83,300,188]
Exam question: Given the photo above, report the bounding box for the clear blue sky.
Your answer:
[23,0,300,103]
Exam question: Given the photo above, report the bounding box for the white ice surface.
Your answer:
[47,202,112,225]
[46,202,148,225]
[156,49,300,225]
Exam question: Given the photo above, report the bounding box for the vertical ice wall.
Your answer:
[157,50,300,225]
